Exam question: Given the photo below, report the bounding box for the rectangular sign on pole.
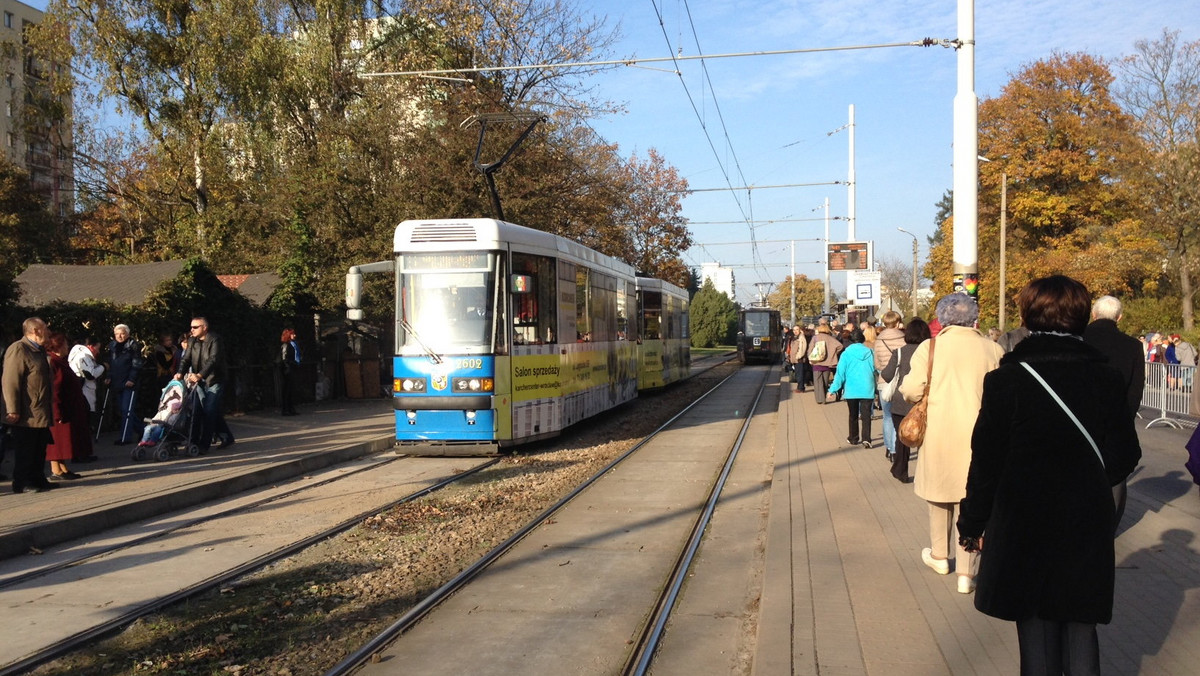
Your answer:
[827,242,871,271]
[846,270,882,306]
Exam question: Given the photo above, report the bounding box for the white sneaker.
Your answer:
[957,575,976,594]
[921,548,950,575]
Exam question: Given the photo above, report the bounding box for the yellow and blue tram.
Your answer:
[378,218,689,455]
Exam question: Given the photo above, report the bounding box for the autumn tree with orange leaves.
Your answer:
[926,52,1162,329]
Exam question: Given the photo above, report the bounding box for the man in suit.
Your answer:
[1082,295,1144,530]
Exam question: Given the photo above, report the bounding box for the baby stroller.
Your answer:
[132,379,202,462]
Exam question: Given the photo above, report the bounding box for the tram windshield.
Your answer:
[397,252,497,354]
[743,311,773,337]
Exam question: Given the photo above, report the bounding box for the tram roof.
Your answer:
[635,276,688,300]
[395,218,635,278]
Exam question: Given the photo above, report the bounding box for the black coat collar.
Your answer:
[999,332,1107,367]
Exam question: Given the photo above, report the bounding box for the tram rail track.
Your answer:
[14,356,747,676]
[0,455,417,592]
[325,363,769,676]
[0,456,499,676]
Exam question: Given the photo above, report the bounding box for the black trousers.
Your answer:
[844,398,872,444]
[1016,617,1100,676]
[890,412,913,480]
[280,369,296,414]
[8,425,50,489]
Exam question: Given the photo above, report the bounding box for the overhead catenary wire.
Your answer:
[688,218,842,225]
[358,39,958,79]
[672,180,843,193]
[645,0,752,241]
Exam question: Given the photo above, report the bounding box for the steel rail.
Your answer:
[323,367,742,676]
[0,454,412,591]
[624,367,770,675]
[0,458,500,676]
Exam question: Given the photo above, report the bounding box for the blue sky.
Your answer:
[581,0,1200,304]
[25,0,1200,305]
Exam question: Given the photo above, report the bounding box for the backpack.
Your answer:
[808,337,827,362]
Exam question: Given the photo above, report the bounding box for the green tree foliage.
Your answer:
[1119,296,1183,339]
[0,159,61,298]
[689,279,737,348]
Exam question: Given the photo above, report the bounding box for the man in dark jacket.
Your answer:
[2,318,58,493]
[1082,295,1144,530]
[106,323,145,444]
[174,317,233,453]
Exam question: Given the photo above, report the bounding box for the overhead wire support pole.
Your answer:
[359,39,961,79]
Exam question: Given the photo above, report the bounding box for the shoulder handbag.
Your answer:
[898,339,935,448]
[879,348,902,401]
[1020,362,1104,467]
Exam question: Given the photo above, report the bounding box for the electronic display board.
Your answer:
[827,242,871,271]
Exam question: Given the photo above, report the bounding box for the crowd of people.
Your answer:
[1,316,304,493]
[783,277,1147,674]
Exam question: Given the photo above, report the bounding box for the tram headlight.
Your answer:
[465,410,477,425]
[396,378,426,392]
[452,377,494,392]
[406,410,417,425]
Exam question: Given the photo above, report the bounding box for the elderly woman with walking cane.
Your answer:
[105,324,144,445]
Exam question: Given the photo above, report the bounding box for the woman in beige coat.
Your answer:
[899,293,1004,594]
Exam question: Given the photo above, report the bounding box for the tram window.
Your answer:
[576,266,591,341]
[680,298,690,339]
[642,291,663,340]
[511,253,557,345]
[617,279,632,341]
[398,268,495,350]
[559,260,577,342]
[588,271,616,342]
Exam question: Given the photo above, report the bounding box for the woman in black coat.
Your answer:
[957,276,1141,675]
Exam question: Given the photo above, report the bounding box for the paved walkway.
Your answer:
[0,399,395,561]
[757,380,1200,675]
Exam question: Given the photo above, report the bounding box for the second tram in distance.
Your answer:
[369,218,689,455]
[736,306,782,364]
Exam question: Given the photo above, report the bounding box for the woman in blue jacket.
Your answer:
[828,329,878,448]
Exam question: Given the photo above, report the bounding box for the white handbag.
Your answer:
[879,349,901,401]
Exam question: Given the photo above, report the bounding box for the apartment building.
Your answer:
[699,262,736,300]
[1,0,73,217]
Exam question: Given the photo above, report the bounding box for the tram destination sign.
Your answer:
[827,241,871,271]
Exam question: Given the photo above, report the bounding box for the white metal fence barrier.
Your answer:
[1141,362,1197,429]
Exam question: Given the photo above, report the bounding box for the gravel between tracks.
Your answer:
[32,361,740,676]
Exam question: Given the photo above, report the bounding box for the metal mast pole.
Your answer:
[898,228,919,317]
[790,241,796,326]
[952,0,978,298]
[823,197,831,314]
[847,104,856,240]
[999,173,1008,328]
